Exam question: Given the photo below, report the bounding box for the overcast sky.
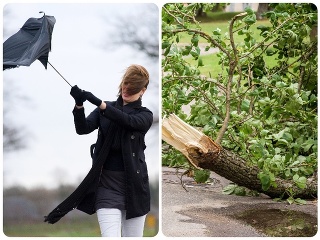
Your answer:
[2,2,160,189]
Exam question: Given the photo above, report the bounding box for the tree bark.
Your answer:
[256,3,270,20]
[162,114,317,199]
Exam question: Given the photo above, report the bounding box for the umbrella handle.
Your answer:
[48,61,73,87]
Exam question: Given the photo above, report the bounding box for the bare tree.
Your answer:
[101,3,160,123]
[102,4,159,61]
[3,9,29,153]
[3,79,29,153]
[3,9,33,153]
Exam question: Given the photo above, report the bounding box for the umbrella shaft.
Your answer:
[48,61,72,87]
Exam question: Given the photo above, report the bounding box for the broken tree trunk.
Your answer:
[162,114,317,199]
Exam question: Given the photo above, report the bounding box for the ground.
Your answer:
[162,167,317,237]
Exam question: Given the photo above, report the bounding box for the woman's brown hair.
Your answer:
[118,64,149,96]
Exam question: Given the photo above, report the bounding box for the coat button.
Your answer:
[131,135,135,139]
[137,170,140,174]
[132,153,135,157]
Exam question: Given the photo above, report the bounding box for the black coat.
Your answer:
[75,96,153,219]
[44,96,153,223]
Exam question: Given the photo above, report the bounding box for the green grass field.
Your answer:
[185,50,279,79]
[3,218,101,237]
[3,217,158,237]
[176,18,278,79]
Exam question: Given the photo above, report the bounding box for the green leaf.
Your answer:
[294,198,307,205]
[241,99,250,112]
[190,50,199,59]
[244,7,254,15]
[301,139,316,152]
[258,172,271,191]
[293,175,307,189]
[257,25,270,32]
[164,45,171,56]
[176,35,180,43]
[197,57,204,67]
[275,81,286,88]
[287,197,295,204]
[191,35,199,47]
[234,186,246,196]
[212,28,221,35]
[266,49,276,56]
[282,132,293,142]
[285,169,291,177]
[260,129,269,137]
[241,124,252,135]
[194,169,210,183]
[243,14,256,25]
[223,184,236,195]
[162,41,170,49]
[263,106,272,119]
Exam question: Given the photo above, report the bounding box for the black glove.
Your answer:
[44,210,67,224]
[84,91,102,107]
[70,85,86,106]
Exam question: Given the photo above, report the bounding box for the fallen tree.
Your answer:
[162,114,317,199]
[162,4,317,200]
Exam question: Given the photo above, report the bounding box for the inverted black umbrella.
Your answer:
[3,12,72,87]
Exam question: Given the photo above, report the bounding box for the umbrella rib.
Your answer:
[48,61,72,87]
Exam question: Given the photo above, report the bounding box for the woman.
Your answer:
[69,64,153,237]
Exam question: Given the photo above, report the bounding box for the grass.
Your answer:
[3,218,100,237]
[164,10,276,73]
[3,217,158,237]
[187,53,222,77]
[172,13,277,79]
[186,50,279,79]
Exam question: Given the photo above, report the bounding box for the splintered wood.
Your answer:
[162,114,221,169]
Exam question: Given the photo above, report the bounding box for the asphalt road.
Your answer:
[161,166,317,237]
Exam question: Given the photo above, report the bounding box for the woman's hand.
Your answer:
[84,91,103,108]
[70,85,86,107]
[71,86,105,109]
[99,101,107,110]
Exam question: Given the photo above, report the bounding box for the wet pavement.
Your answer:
[161,167,318,237]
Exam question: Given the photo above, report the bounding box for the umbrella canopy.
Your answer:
[3,13,56,70]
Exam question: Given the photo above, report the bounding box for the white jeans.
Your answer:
[96,208,146,237]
